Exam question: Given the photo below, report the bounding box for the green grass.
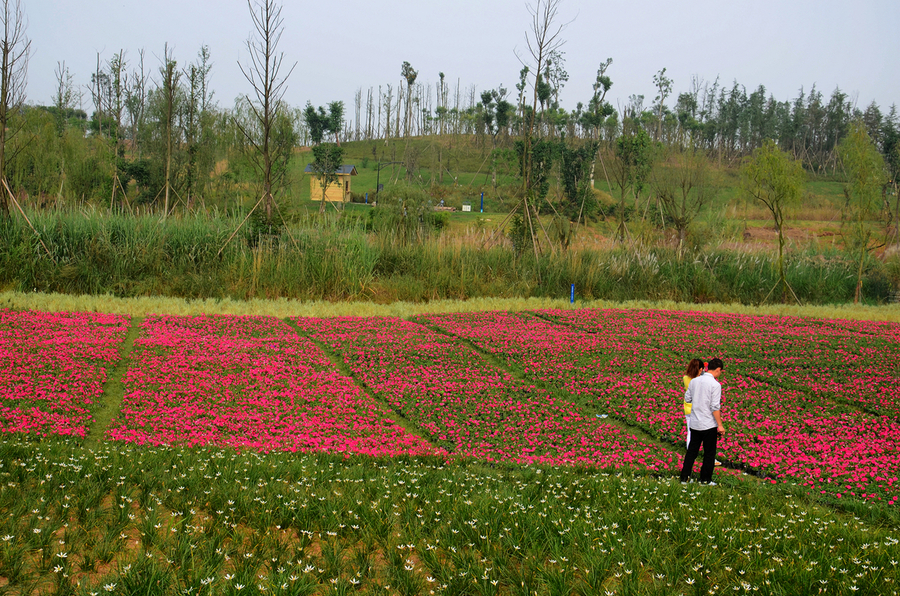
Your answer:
[0,438,896,595]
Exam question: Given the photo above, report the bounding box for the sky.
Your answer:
[23,0,900,118]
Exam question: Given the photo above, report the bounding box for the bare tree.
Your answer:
[0,0,28,216]
[513,0,568,258]
[159,44,180,219]
[124,50,149,158]
[236,0,296,224]
[53,61,78,138]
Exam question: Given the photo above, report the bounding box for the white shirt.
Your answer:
[685,372,721,431]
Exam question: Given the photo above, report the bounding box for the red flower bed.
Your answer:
[107,314,443,456]
[294,315,678,470]
[416,309,900,503]
[0,309,128,438]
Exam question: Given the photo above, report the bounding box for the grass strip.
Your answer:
[84,315,143,448]
[3,289,900,322]
[284,317,447,454]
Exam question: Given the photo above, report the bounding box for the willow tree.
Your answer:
[740,140,805,304]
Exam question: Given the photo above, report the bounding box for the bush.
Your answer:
[368,186,444,245]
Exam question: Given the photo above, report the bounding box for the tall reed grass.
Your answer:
[0,210,894,308]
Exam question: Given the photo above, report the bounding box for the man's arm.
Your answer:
[712,383,724,433]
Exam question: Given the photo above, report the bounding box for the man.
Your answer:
[679,357,725,485]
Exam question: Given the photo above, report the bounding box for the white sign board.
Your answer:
[462,204,471,212]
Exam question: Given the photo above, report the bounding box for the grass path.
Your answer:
[84,316,143,448]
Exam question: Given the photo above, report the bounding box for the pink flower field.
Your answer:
[3,305,898,504]
[106,314,444,456]
[416,309,900,503]
[293,315,680,470]
[0,309,128,438]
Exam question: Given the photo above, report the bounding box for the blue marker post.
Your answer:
[365,192,368,204]
[480,192,484,213]
[570,284,575,304]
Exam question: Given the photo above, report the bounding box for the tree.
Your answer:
[124,50,149,159]
[559,139,599,227]
[309,142,343,214]
[400,61,417,138]
[0,0,29,217]
[236,0,296,225]
[609,127,653,241]
[517,0,569,259]
[53,62,77,138]
[651,146,715,253]
[740,140,805,304]
[159,44,180,218]
[838,120,887,304]
[579,59,613,189]
[182,45,216,209]
[652,67,673,142]
[303,101,343,146]
[479,87,513,190]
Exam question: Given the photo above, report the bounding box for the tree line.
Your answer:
[0,0,896,230]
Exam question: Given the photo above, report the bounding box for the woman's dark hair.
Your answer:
[685,358,703,378]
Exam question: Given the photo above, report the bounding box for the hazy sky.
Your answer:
[24,0,900,118]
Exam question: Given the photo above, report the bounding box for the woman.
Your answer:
[682,359,704,448]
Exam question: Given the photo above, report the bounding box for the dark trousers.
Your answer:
[680,427,718,483]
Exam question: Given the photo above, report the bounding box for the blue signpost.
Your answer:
[480,192,484,213]
[570,284,575,304]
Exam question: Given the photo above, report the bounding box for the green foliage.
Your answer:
[369,185,443,245]
[507,214,530,256]
[515,138,557,202]
[740,141,805,215]
[613,129,655,198]
[559,140,600,223]
[309,143,345,210]
[838,120,889,302]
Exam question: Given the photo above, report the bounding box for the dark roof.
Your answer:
[304,164,358,175]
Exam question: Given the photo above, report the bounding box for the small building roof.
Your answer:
[304,164,358,175]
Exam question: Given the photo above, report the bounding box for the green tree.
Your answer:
[518,0,568,259]
[610,127,653,241]
[309,142,343,215]
[559,140,599,226]
[182,46,216,210]
[651,146,716,254]
[652,67,672,142]
[838,120,887,304]
[740,140,805,303]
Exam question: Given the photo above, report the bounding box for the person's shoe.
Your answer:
[700,481,717,486]
[714,460,722,466]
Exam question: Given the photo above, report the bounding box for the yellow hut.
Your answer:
[305,164,358,203]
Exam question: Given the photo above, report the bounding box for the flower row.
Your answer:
[107,314,443,456]
[0,309,129,438]
[294,315,680,470]
[416,310,900,502]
